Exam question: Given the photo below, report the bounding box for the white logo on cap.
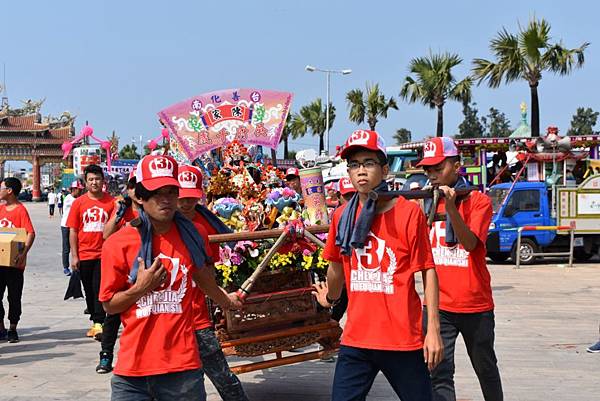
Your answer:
[423,141,437,158]
[148,157,174,178]
[178,170,198,189]
[347,130,370,146]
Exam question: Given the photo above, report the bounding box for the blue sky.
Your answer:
[2,0,599,162]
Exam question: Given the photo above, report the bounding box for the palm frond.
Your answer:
[346,88,365,125]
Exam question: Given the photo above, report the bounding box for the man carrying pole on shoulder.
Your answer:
[418,137,503,401]
[99,155,242,401]
[314,129,443,401]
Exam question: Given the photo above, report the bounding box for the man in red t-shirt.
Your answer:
[96,170,141,375]
[0,177,35,343]
[99,155,242,401]
[177,164,249,401]
[418,137,503,401]
[314,130,443,401]
[66,164,115,340]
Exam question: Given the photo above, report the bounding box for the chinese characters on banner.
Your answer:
[157,89,293,161]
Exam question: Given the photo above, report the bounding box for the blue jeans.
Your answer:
[111,369,206,401]
[195,328,248,401]
[332,345,433,401]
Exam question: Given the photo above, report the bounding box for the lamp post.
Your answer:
[132,135,142,159]
[305,65,352,155]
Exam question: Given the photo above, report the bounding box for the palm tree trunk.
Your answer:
[436,105,444,137]
[530,83,540,137]
[283,138,289,159]
[319,134,324,154]
[368,116,377,131]
[270,148,277,166]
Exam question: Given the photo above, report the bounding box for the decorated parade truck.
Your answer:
[486,175,600,264]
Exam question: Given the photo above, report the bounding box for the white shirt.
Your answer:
[60,194,76,227]
[47,192,57,205]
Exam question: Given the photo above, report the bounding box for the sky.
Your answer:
[2,0,599,167]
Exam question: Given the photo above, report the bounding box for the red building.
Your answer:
[0,99,74,201]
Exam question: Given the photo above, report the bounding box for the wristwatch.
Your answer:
[326,294,341,307]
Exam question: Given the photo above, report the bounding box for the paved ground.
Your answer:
[1,202,600,400]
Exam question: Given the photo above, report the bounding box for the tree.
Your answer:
[472,17,589,136]
[119,144,140,160]
[567,107,599,136]
[482,107,512,137]
[346,83,398,130]
[400,52,472,137]
[393,128,412,144]
[457,102,484,138]
[290,98,335,153]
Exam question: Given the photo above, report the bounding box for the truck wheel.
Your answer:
[512,239,537,265]
[488,252,510,263]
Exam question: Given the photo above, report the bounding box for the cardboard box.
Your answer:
[0,228,27,267]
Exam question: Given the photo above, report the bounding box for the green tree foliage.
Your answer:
[567,107,599,136]
[401,52,472,137]
[346,83,398,130]
[482,107,512,137]
[473,17,589,136]
[290,98,335,153]
[457,102,484,138]
[119,144,140,160]
[393,128,412,144]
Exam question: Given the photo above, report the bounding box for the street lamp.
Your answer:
[305,64,352,154]
[131,135,143,159]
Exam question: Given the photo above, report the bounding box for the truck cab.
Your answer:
[486,182,556,263]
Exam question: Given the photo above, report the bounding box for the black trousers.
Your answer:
[49,204,55,216]
[101,313,121,354]
[0,268,25,325]
[79,259,105,324]
[423,309,503,401]
[61,227,70,270]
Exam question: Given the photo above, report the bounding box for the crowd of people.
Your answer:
[2,130,599,400]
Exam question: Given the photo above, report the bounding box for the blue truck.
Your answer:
[486,176,600,264]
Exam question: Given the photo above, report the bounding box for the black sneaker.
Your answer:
[96,351,113,374]
[7,329,19,343]
[0,328,7,341]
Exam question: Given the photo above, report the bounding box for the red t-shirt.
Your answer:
[190,212,220,331]
[323,197,435,351]
[99,223,204,376]
[66,192,114,260]
[429,191,494,313]
[0,203,35,270]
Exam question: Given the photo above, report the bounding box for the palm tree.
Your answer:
[346,83,398,130]
[472,18,589,137]
[400,52,472,137]
[119,144,140,160]
[290,98,335,153]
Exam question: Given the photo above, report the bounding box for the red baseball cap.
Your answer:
[70,180,83,189]
[285,167,300,179]
[417,137,458,167]
[178,164,203,199]
[339,130,387,159]
[338,177,356,196]
[135,155,179,191]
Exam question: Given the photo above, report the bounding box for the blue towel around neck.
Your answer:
[423,175,471,246]
[335,180,389,256]
[128,209,209,284]
[194,204,233,235]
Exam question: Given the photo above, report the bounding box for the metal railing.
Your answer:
[515,225,575,269]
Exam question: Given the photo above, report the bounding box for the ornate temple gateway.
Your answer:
[0,98,74,201]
